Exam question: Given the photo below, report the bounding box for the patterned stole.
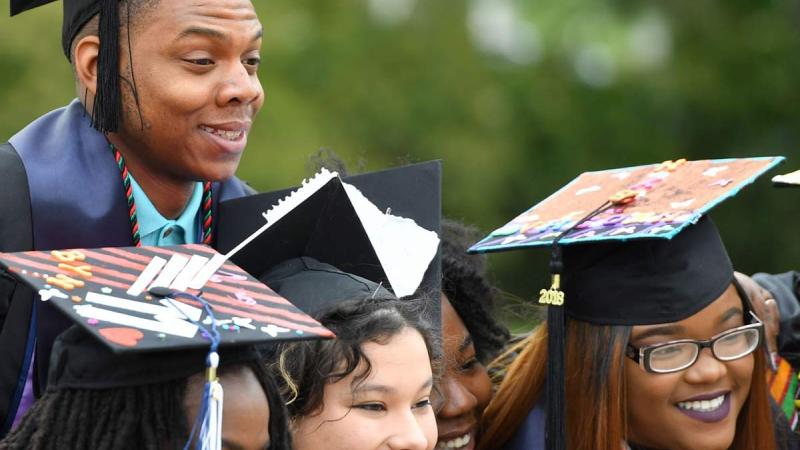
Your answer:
[769,356,800,430]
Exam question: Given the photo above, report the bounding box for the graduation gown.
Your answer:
[753,271,800,368]
[0,100,253,435]
[500,395,799,450]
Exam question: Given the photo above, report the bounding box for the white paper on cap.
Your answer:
[190,168,439,297]
[73,304,199,338]
[170,254,209,291]
[188,253,227,290]
[148,254,189,290]
[773,169,800,186]
[127,256,167,296]
[84,292,203,323]
[222,169,339,262]
[262,168,339,226]
[343,182,440,298]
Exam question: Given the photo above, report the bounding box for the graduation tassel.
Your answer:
[541,198,620,450]
[93,0,122,133]
[176,292,223,450]
[149,289,224,450]
[543,249,566,450]
[196,352,224,450]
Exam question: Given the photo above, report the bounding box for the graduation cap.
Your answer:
[215,161,442,306]
[772,169,800,187]
[0,244,333,448]
[468,157,784,450]
[11,0,123,133]
[259,256,398,317]
[0,244,333,353]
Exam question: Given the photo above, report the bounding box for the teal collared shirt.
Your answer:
[129,175,203,246]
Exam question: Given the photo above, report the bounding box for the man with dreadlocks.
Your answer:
[0,0,264,434]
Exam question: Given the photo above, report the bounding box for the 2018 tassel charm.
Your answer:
[539,274,565,306]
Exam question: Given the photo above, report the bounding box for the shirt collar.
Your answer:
[128,175,203,239]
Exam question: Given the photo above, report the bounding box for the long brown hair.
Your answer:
[478,318,778,450]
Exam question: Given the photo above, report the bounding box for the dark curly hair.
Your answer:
[0,361,291,450]
[274,296,439,419]
[441,219,510,364]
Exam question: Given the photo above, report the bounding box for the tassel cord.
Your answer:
[545,200,613,450]
[166,292,223,450]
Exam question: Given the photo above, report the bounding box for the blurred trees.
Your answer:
[1,0,799,322]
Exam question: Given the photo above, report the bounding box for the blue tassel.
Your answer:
[162,292,223,450]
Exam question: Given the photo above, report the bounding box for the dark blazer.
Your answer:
[0,140,256,436]
[0,142,34,436]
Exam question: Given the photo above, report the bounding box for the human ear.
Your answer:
[73,35,101,97]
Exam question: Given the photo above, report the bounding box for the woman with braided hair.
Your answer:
[0,325,292,450]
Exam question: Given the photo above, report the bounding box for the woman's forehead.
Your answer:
[631,285,744,339]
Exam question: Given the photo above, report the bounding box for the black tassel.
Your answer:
[92,0,122,133]
[545,304,566,450]
[541,200,616,450]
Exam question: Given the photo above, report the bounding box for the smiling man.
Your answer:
[0,0,264,435]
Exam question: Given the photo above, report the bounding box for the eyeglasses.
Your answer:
[625,311,764,374]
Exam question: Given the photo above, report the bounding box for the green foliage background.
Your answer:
[2,1,800,327]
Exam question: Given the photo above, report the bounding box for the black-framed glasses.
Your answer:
[625,311,764,374]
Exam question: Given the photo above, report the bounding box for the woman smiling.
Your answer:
[469,159,797,450]
[265,257,439,450]
[436,219,510,450]
[478,217,787,450]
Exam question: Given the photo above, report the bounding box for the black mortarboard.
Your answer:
[47,324,261,389]
[216,161,443,303]
[469,157,784,450]
[260,256,396,317]
[11,0,123,133]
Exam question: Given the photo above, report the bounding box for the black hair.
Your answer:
[69,0,160,61]
[70,0,160,131]
[274,296,439,419]
[0,359,291,450]
[441,219,510,364]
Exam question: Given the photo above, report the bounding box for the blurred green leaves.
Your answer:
[1,0,799,307]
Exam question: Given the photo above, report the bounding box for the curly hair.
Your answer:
[0,360,292,450]
[441,219,510,363]
[274,296,439,419]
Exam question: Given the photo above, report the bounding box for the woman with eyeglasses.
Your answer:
[476,217,796,450]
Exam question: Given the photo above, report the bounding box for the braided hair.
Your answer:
[441,219,510,364]
[0,360,291,450]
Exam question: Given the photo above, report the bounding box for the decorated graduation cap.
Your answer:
[469,157,784,450]
[772,168,800,187]
[0,244,333,448]
[11,0,124,133]
[216,161,443,311]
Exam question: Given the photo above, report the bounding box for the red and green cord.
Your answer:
[111,144,213,247]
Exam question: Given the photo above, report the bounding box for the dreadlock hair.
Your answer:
[69,0,161,131]
[441,219,510,364]
[273,296,440,420]
[0,360,291,450]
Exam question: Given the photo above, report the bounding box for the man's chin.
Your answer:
[191,158,243,183]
